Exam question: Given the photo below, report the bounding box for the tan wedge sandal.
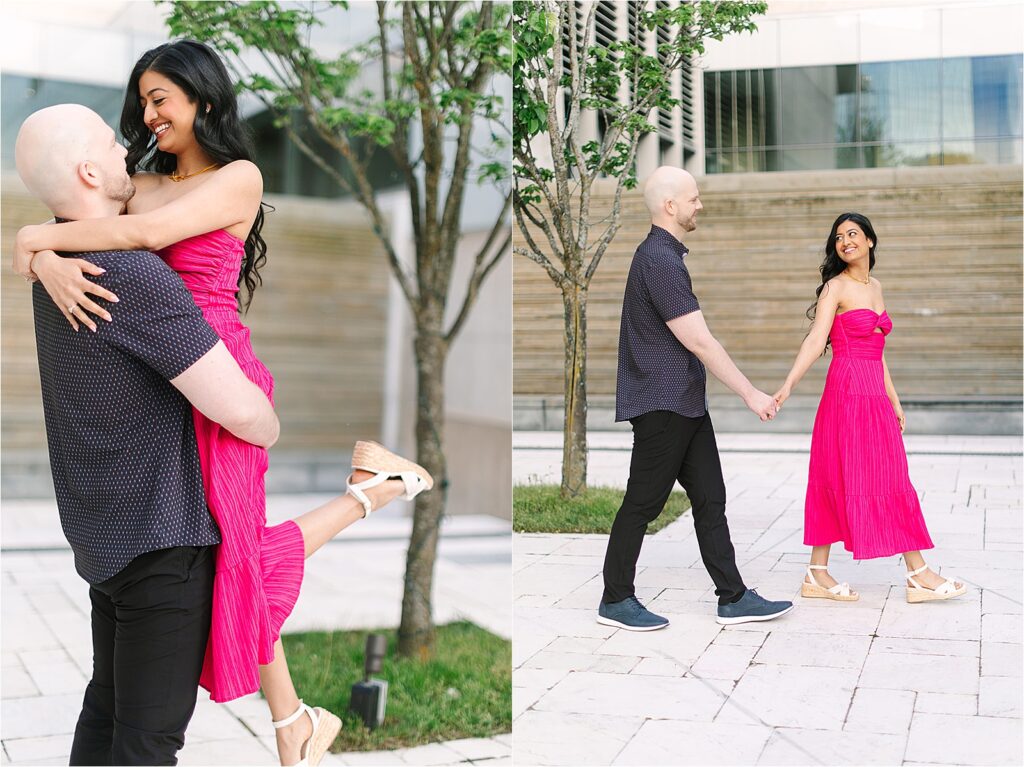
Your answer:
[346,440,434,517]
[800,564,860,601]
[271,700,341,767]
[906,564,967,603]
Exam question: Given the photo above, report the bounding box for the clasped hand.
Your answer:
[746,389,779,422]
[13,227,118,332]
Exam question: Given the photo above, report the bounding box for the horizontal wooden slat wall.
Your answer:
[515,164,1023,401]
[2,180,388,456]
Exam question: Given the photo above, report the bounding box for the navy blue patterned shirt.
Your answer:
[33,248,222,584]
[615,225,707,421]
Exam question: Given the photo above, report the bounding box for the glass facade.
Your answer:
[704,55,1022,173]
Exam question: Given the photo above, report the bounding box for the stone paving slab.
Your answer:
[1,496,512,766]
[513,711,643,766]
[616,720,771,766]
[905,713,1023,765]
[513,432,1023,766]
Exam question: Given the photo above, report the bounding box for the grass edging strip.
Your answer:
[513,484,691,534]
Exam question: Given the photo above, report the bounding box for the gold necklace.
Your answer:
[169,163,219,182]
[842,270,870,285]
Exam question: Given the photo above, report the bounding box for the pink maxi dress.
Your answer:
[804,308,934,558]
[158,230,305,702]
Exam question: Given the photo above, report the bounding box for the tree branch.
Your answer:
[377,2,424,249]
[445,226,510,342]
[514,244,563,287]
[404,3,444,299]
[584,117,645,285]
[513,189,566,281]
[512,143,562,228]
[274,107,419,307]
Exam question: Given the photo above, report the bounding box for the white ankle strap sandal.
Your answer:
[905,564,967,603]
[800,564,859,601]
[271,700,342,767]
[346,440,434,517]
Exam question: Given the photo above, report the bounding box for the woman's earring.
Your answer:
[206,104,212,114]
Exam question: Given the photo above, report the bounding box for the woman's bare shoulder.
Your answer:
[220,159,263,186]
[184,160,263,197]
[223,158,261,174]
[822,275,846,295]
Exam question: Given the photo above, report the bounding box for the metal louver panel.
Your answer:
[680,55,695,149]
[560,5,584,78]
[656,1,675,141]
[627,1,645,107]
[594,1,618,51]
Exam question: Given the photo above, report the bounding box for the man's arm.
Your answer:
[91,252,279,447]
[170,341,280,449]
[666,310,777,421]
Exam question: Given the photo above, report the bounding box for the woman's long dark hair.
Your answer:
[807,212,878,351]
[120,39,268,311]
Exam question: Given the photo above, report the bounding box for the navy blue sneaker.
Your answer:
[716,588,794,625]
[597,596,669,631]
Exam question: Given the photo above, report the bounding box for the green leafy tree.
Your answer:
[166,0,511,658]
[512,0,766,498]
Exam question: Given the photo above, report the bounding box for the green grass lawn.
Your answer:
[513,484,691,534]
[280,622,510,752]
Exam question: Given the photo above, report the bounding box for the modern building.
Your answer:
[547,0,1022,177]
[697,0,1022,175]
[1,1,512,515]
[514,0,1023,434]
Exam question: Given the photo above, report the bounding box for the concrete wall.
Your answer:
[513,164,1024,435]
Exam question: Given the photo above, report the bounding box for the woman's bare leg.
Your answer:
[805,544,838,588]
[260,470,409,764]
[292,470,406,558]
[260,640,310,766]
[903,550,963,590]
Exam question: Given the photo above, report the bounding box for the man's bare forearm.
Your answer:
[171,341,280,448]
[228,396,280,449]
[690,336,756,403]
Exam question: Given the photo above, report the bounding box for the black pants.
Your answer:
[602,410,746,606]
[69,546,214,766]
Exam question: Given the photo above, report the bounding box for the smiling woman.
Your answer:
[773,211,967,604]
[119,39,270,305]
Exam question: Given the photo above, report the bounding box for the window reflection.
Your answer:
[704,55,1023,172]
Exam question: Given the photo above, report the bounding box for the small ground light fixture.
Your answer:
[349,633,388,730]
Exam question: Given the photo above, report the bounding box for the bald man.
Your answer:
[15,104,281,765]
[598,166,793,631]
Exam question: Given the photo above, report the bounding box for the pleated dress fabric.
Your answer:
[804,309,934,559]
[157,230,305,702]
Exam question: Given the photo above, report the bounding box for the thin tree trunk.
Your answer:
[560,283,588,499]
[398,317,448,659]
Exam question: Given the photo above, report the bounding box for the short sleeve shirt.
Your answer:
[615,226,707,421]
[33,248,222,584]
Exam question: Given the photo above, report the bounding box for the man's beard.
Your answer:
[105,174,136,205]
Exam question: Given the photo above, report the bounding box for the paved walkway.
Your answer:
[513,431,1023,766]
[1,496,512,766]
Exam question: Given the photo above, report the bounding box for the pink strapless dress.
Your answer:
[804,309,934,558]
[158,230,305,702]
